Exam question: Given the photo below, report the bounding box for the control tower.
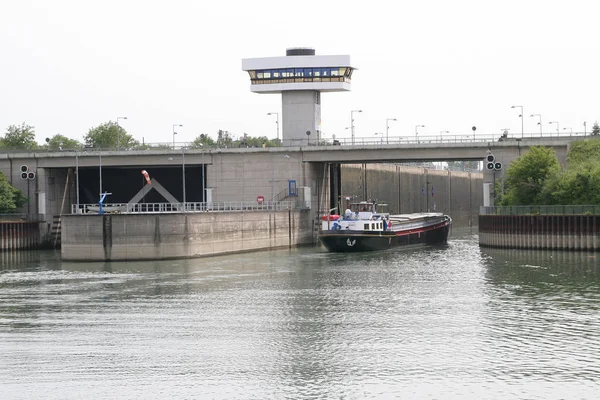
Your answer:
[242,48,355,145]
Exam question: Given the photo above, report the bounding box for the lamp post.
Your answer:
[530,114,542,137]
[267,112,279,141]
[439,130,449,141]
[511,105,524,138]
[172,124,182,149]
[563,127,572,134]
[386,118,397,144]
[549,121,559,134]
[415,124,425,142]
[351,109,362,145]
[99,153,102,199]
[116,116,128,150]
[584,121,587,136]
[182,147,186,212]
[374,132,384,144]
[75,151,79,212]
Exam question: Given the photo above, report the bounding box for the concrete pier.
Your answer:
[61,210,313,261]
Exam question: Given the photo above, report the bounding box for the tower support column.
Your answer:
[282,90,321,146]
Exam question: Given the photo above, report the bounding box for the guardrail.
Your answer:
[0,132,590,153]
[71,201,299,214]
[480,205,600,215]
[0,213,45,222]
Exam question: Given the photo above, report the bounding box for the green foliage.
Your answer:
[541,140,600,205]
[238,133,279,148]
[501,140,600,206]
[189,131,280,149]
[0,171,27,213]
[191,133,216,149]
[216,130,234,147]
[566,138,600,165]
[546,163,600,204]
[84,121,138,149]
[1,123,38,150]
[498,146,560,205]
[592,121,600,136]
[45,134,82,151]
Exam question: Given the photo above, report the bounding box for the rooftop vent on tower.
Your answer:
[286,48,316,56]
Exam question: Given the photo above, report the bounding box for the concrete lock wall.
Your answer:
[61,210,313,261]
[341,164,482,227]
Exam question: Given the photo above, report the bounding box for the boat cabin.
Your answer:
[317,201,391,233]
[343,201,388,220]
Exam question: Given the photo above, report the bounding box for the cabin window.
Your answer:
[364,223,369,230]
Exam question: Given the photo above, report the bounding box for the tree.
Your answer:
[84,121,138,149]
[592,121,600,136]
[1,123,38,150]
[540,138,600,205]
[190,131,281,149]
[566,138,600,165]
[545,163,600,205]
[216,129,233,147]
[238,134,277,148]
[498,146,560,206]
[45,134,82,151]
[0,171,27,213]
[191,133,216,149]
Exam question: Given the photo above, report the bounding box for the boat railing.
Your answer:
[71,201,296,214]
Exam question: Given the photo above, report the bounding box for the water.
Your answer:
[1,229,600,399]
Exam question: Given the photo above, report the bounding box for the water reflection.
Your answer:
[1,239,600,399]
[480,247,600,384]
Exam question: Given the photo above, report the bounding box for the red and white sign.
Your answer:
[257,195,264,204]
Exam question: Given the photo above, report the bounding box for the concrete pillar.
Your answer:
[282,90,320,146]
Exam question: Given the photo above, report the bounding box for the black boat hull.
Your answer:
[318,221,451,252]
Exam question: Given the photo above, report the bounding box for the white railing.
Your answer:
[71,201,297,214]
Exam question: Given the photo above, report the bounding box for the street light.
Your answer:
[563,127,572,134]
[415,125,425,141]
[351,109,363,145]
[182,147,187,211]
[530,114,542,137]
[386,118,397,144]
[549,121,559,134]
[267,113,279,139]
[172,124,182,149]
[374,132,384,144]
[439,130,449,141]
[75,151,80,211]
[511,105,524,138]
[116,116,128,150]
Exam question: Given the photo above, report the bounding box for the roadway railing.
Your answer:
[71,201,297,214]
[0,132,593,154]
[480,205,600,215]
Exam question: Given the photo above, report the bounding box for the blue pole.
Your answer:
[98,192,107,215]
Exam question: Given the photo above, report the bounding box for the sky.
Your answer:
[1,0,598,146]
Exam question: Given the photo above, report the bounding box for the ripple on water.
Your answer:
[1,240,600,399]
